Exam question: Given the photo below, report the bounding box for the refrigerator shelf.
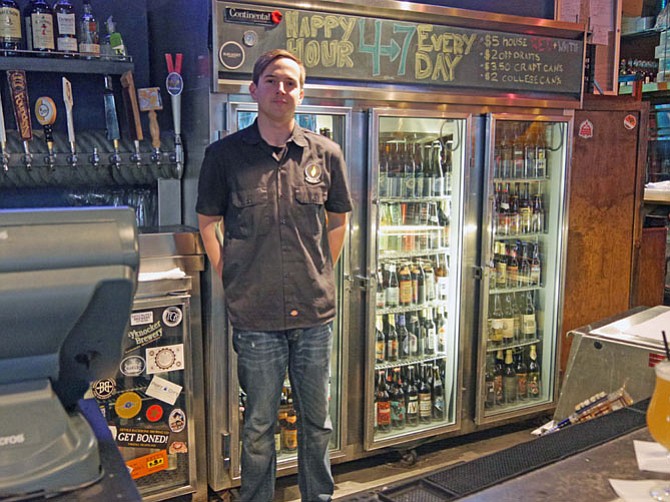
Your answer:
[489,285,542,294]
[376,299,449,315]
[375,354,448,370]
[379,247,450,260]
[378,195,451,203]
[492,232,545,241]
[485,337,543,353]
[493,177,548,183]
[380,225,446,233]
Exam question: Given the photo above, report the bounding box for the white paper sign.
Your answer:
[145,375,183,405]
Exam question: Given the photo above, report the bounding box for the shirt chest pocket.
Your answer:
[295,186,327,236]
[228,189,271,239]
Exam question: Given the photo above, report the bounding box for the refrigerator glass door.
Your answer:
[365,109,469,450]
[226,103,351,476]
[476,114,571,424]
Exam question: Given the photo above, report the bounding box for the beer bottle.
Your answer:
[388,142,402,197]
[512,124,525,179]
[489,293,504,346]
[415,261,426,306]
[500,123,513,179]
[386,314,399,363]
[418,365,432,424]
[519,182,532,234]
[528,345,541,399]
[379,143,388,198]
[530,242,542,286]
[431,364,445,421]
[375,314,386,364]
[515,349,529,400]
[398,262,413,306]
[410,261,420,305]
[386,263,399,308]
[424,307,437,355]
[277,409,288,453]
[509,183,520,235]
[431,141,444,197]
[408,311,420,357]
[423,260,436,301]
[484,352,496,409]
[507,242,519,288]
[502,349,517,404]
[498,183,510,236]
[375,370,391,432]
[284,410,298,452]
[402,142,415,198]
[390,368,406,429]
[413,142,424,197]
[274,418,282,454]
[519,242,532,286]
[376,267,386,309]
[443,146,453,195]
[0,0,21,52]
[524,127,537,178]
[423,144,434,196]
[418,309,428,356]
[501,293,515,345]
[532,193,545,234]
[435,254,449,301]
[436,305,448,354]
[24,0,55,52]
[54,0,77,54]
[494,350,504,406]
[521,290,537,340]
[405,366,419,426]
[512,291,522,342]
[535,124,548,178]
[438,200,450,248]
[397,313,410,360]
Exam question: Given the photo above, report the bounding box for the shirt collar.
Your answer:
[242,119,308,148]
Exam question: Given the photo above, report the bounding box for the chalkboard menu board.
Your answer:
[215,2,584,96]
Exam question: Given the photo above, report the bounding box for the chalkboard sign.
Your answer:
[215,2,584,96]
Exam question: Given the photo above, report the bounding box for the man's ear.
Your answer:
[249,82,257,100]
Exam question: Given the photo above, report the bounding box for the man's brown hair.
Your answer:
[252,49,306,87]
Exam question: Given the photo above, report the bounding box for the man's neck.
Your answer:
[257,115,294,147]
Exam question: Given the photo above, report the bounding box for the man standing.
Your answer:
[196,49,352,501]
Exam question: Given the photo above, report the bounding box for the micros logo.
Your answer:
[0,433,25,446]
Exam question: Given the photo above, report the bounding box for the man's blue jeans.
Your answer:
[233,322,334,502]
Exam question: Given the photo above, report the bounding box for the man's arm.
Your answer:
[326,211,348,264]
[198,213,224,278]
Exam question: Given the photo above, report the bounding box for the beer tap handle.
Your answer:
[120,70,143,166]
[0,86,8,172]
[62,77,77,166]
[7,70,32,170]
[35,96,57,169]
[165,53,184,178]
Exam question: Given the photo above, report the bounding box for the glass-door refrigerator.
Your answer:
[476,114,572,424]
[365,109,469,450]
[205,102,353,489]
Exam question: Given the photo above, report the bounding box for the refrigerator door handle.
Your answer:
[472,266,483,280]
[353,274,370,290]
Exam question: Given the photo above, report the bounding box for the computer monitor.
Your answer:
[0,207,139,498]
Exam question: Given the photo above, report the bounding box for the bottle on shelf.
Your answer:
[515,349,528,400]
[424,307,437,356]
[390,368,406,429]
[53,0,77,55]
[501,293,516,345]
[506,242,519,288]
[398,262,413,307]
[484,352,496,409]
[524,127,537,178]
[508,183,520,235]
[405,366,419,426]
[283,409,298,452]
[418,364,432,424]
[435,254,449,301]
[530,242,542,286]
[0,0,22,53]
[528,344,541,399]
[493,350,504,406]
[443,145,453,195]
[502,349,517,404]
[379,143,389,198]
[402,142,415,198]
[385,313,399,363]
[413,261,426,306]
[431,140,445,197]
[519,182,532,234]
[413,142,424,198]
[105,15,126,56]
[531,192,545,234]
[78,0,100,57]
[431,364,446,421]
[24,0,55,53]
[407,311,420,357]
[499,123,513,179]
[375,370,391,432]
[489,293,504,346]
[521,290,537,341]
[512,124,525,179]
[387,142,402,198]
[435,306,448,354]
[375,314,385,364]
[438,200,450,248]
[376,267,385,309]
[534,124,548,178]
[497,183,510,236]
[397,313,410,360]
[385,263,399,308]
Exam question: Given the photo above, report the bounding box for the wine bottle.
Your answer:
[53,0,77,55]
[24,0,55,52]
[0,0,22,53]
[78,0,100,57]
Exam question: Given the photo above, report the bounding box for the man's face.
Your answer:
[249,57,304,124]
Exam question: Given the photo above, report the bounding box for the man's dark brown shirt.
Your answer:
[196,121,353,331]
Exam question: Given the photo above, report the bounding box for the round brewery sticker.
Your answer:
[162,306,183,328]
[146,404,164,422]
[169,408,187,433]
[115,391,142,419]
[624,114,637,130]
[120,355,146,377]
[91,378,116,400]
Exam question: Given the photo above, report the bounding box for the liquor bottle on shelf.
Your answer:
[385,314,399,363]
[375,314,385,364]
[284,409,298,452]
[78,0,99,57]
[528,344,542,399]
[375,370,391,432]
[431,365,445,421]
[0,0,22,52]
[501,293,515,345]
[405,366,419,426]
[502,349,517,404]
[24,0,55,52]
[418,310,428,356]
[397,313,410,360]
[386,263,399,308]
[418,364,432,424]
[515,349,529,400]
[494,350,504,406]
[521,290,537,341]
[494,242,507,290]
[53,0,77,54]
[511,291,521,342]
[489,293,504,346]
[390,368,406,429]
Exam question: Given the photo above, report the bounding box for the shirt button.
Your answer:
[290,310,299,317]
